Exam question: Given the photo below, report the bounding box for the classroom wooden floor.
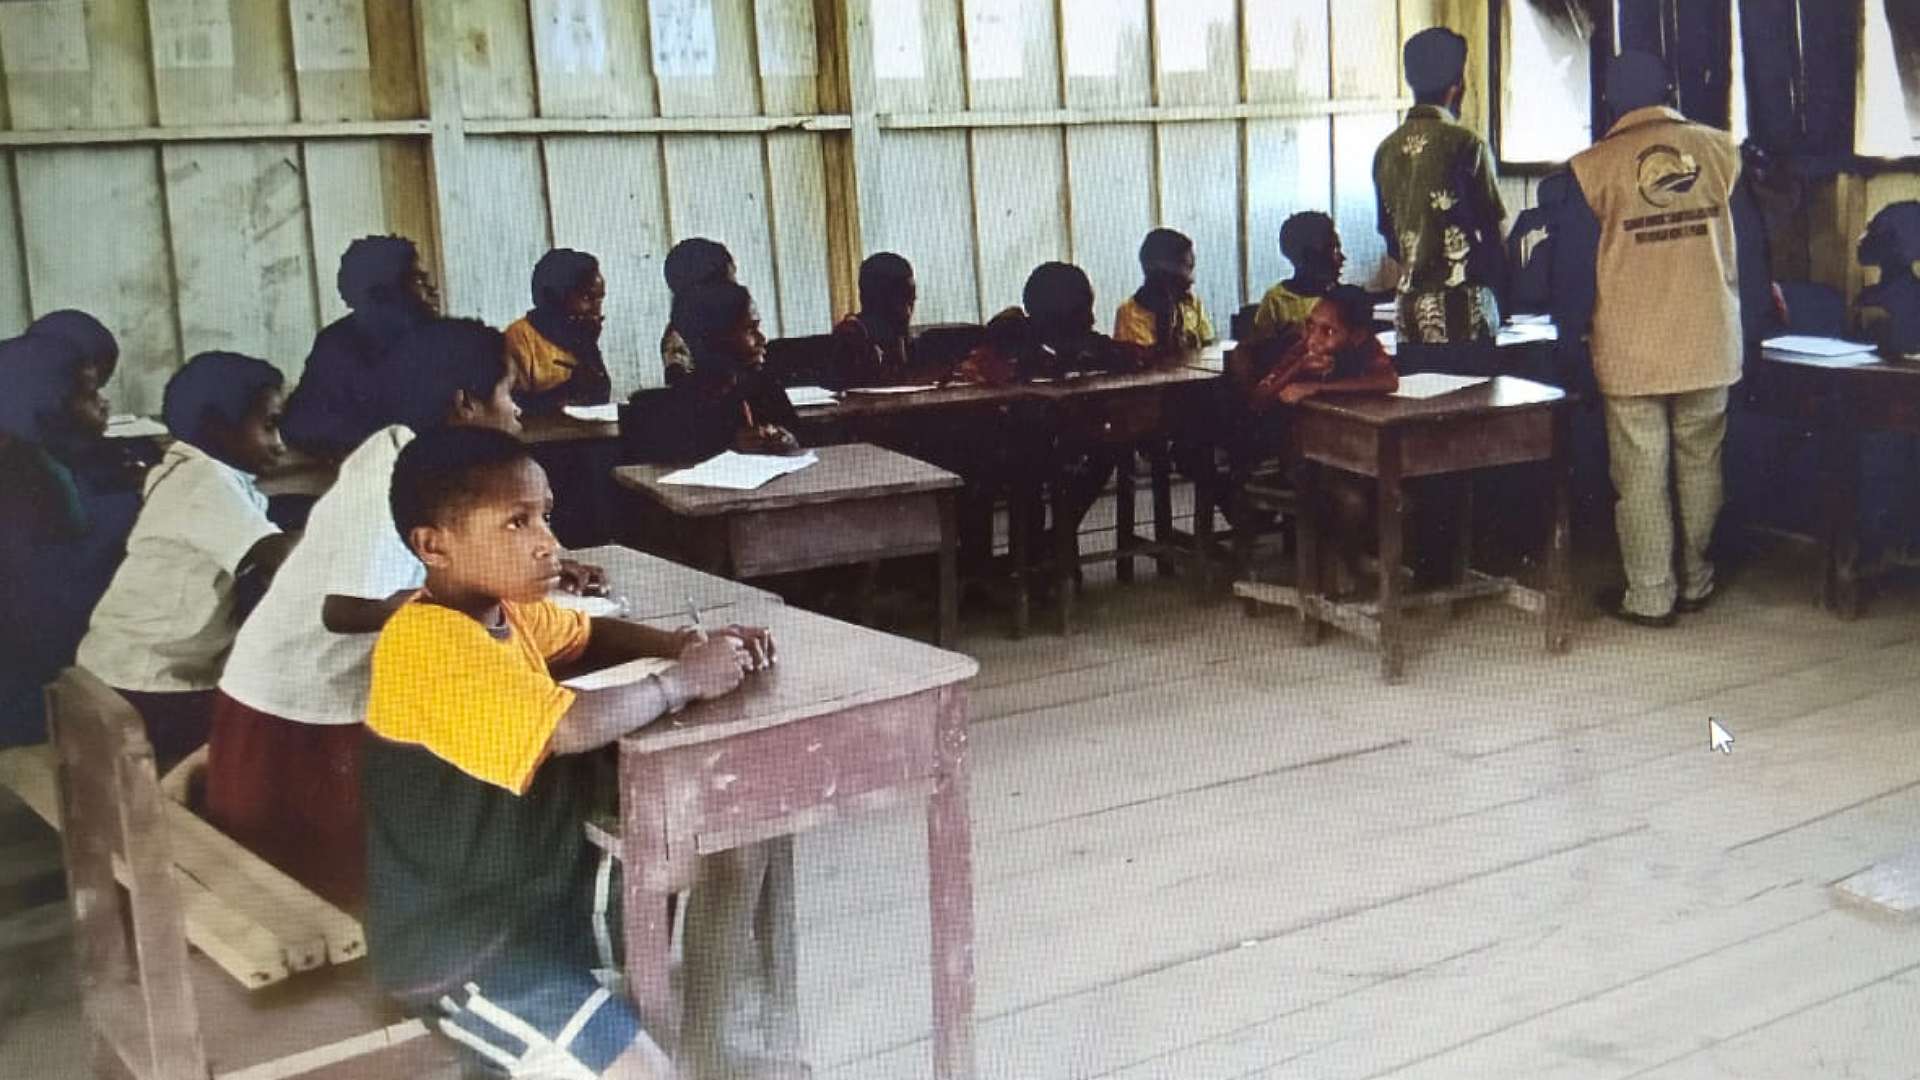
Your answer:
[7,536,1920,1079]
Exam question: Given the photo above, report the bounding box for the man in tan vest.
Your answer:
[1558,51,1768,627]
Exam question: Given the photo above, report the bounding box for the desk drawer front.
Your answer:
[1055,394,1166,445]
[730,493,945,577]
[1299,409,1554,478]
[662,695,940,851]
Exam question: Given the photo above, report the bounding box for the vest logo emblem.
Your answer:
[1636,145,1702,208]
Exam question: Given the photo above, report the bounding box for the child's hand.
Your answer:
[721,624,776,670]
[1278,382,1318,405]
[557,558,609,596]
[670,635,752,702]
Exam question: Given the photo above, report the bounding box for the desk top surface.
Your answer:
[613,442,962,516]
[1759,348,1920,375]
[619,601,977,752]
[522,410,621,445]
[573,543,778,620]
[1298,375,1566,427]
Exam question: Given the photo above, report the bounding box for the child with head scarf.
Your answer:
[660,281,801,459]
[1114,228,1215,357]
[77,353,293,768]
[828,252,929,389]
[505,248,614,414]
[660,238,736,388]
[280,235,440,459]
[0,334,142,746]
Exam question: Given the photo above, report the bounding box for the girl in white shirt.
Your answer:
[78,353,293,768]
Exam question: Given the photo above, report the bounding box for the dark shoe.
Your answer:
[1675,587,1716,614]
[1595,587,1676,629]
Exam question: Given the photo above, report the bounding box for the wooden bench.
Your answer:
[1,669,463,1079]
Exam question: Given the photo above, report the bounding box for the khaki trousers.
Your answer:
[1603,387,1729,617]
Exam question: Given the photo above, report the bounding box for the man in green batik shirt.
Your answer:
[1374,27,1509,369]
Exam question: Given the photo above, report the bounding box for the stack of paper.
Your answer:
[1199,339,1236,364]
[1376,330,1399,356]
[562,403,621,423]
[547,592,625,618]
[843,383,942,395]
[105,415,168,439]
[785,385,838,408]
[1764,335,1876,358]
[1391,373,1489,400]
[561,656,674,692]
[660,450,819,490]
[1373,302,1398,324]
[1496,322,1559,346]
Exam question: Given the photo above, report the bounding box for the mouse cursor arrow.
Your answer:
[1708,719,1735,755]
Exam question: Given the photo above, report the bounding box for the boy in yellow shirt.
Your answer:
[364,425,773,1078]
[1247,211,1348,350]
[1113,228,1214,357]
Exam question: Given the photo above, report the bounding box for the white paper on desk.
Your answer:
[660,450,818,490]
[105,415,168,439]
[1199,339,1236,363]
[784,385,838,408]
[1391,373,1489,400]
[562,403,621,423]
[1769,351,1880,369]
[841,383,942,395]
[546,592,626,618]
[1376,330,1399,356]
[1763,335,1877,358]
[1373,302,1398,323]
[561,656,673,692]
[1509,313,1554,326]
[1496,322,1559,345]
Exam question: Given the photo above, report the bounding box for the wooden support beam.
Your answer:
[878,97,1413,131]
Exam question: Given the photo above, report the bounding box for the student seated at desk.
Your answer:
[955,261,1147,386]
[207,318,602,909]
[280,236,440,461]
[1114,228,1214,358]
[828,252,934,388]
[1859,201,1920,357]
[1245,212,1348,352]
[27,309,158,487]
[78,353,294,769]
[1248,286,1400,413]
[661,238,736,388]
[506,248,614,415]
[0,334,141,748]
[659,280,802,459]
[364,426,771,1080]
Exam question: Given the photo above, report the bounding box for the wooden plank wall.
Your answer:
[848,0,1476,333]
[0,0,430,415]
[1,0,1515,414]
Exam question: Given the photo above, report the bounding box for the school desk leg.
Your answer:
[1010,484,1033,640]
[620,753,679,1051]
[938,493,960,648]
[1448,475,1475,620]
[926,685,977,1080]
[1377,433,1408,683]
[1114,450,1137,585]
[1819,422,1865,619]
[1152,443,1177,579]
[1191,445,1217,596]
[1545,409,1573,654]
[760,836,802,1064]
[1053,479,1078,637]
[1296,462,1324,646]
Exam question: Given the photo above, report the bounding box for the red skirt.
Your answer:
[203,691,364,911]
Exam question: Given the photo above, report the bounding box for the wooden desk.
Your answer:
[1237,376,1572,681]
[255,452,337,500]
[613,444,965,646]
[1746,349,1920,617]
[1028,365,1226,631]
[566,543,780,620]
[520,409,621,445]
[613,603,980,1080]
